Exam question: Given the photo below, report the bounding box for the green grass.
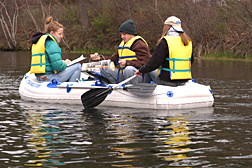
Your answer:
[203,52,252,60]
[204,52,235,59]
[245,54,252,60]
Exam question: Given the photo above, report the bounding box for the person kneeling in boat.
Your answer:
[135,16,194,87]
[91,19,151,84]
[30,17,82,82]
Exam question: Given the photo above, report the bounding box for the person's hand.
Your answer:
[63,59,71,65]
[118,59,126,67]
[134,70,142,77]
[90,52,100,61]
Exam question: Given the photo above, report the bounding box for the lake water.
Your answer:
[0,51,252,167]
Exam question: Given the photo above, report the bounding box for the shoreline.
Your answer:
[1,50,251,61]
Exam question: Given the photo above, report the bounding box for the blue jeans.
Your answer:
[37,63,82,82]
[143,69,158,83]
[101,66,143,84]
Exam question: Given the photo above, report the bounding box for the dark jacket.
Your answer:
[31,32,45,44]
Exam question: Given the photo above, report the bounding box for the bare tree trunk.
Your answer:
[127,0,132,18]
[22,0,41,32]
[153,0,163,23]
[80,0,89,31]
[147,0,163,24]
[0,0,19,50]
[39,0,51,24]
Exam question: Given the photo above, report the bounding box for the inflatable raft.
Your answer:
[18,72,98,104]
[19,72,214,110]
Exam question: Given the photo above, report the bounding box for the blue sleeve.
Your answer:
[45,39,67,72]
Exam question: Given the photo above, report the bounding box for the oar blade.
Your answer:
[81,75,137,109]
[126,83,157,96]
[81,88,112,109]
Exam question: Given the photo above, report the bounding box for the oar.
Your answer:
[81,75,137,109]
[58,82,157,96]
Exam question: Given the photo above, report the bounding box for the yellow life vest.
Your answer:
[117,36,148,74]
[30,34,57,74]
[158,35,192,80]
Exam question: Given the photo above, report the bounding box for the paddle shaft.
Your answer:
[113,75,137,89]
[61,82,157,96]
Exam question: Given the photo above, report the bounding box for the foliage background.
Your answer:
[0,0,251,59]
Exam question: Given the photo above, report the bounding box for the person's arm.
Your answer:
[139,39,168,74]
[90,51,119,66]
[109,51,119,65]
[125,39,151,69]
[191,52,194,65]
[46,40,67,72]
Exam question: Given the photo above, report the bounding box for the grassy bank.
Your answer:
[201,52,252,61]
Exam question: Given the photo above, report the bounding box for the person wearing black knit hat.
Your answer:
[91,19,151,84]
[119,19,137,35]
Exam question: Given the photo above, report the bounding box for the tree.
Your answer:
[79,0,89,31]
[0,0,19,50]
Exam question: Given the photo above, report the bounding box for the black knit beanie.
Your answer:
[119,19,137,35]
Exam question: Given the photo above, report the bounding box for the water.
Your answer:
[0,51,252,167]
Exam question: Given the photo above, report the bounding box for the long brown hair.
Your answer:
[156,24,191,46]
[44,17,63,33]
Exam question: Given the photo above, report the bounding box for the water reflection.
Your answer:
[109,115,192,164]
[155,117,191,162]
[19,102,214,167]
[83,107,214,167]
[22,104,89,167]
[1,51,252,167]
[24,110,66,167]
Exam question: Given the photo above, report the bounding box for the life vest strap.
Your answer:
[166,58,191,61]
[31,63,51,66]
[117,67,125,84]
[160,58,191,73]
[119,55,137,59]
[117,46,131,50]
[32,53,46,56]
[159,67,191,72]
[31,53,51,67]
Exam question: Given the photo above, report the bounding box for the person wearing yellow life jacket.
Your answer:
[91,19,151,84]
[135,16,194,87]
[30,17,81,82]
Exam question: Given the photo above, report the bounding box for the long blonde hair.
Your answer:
[44,17,63,33]
[157,24,191,46]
